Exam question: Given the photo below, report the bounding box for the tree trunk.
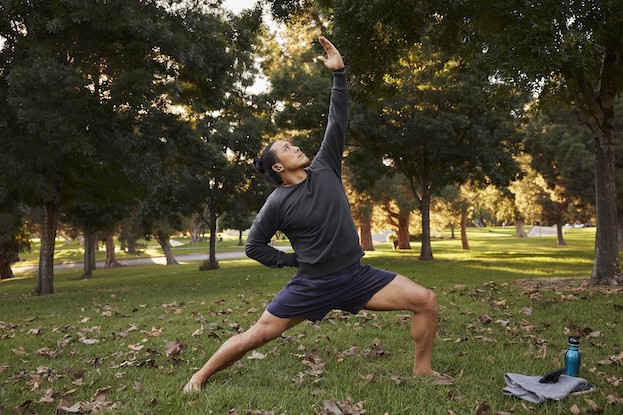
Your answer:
[156,232,178,265]
[419,184,433,260]
[83,229,96,278]
[515,219,527,238]
[125,237,138,255]
[200,208,219,270]
[358,214,374,251]
[618,220,623,251]
[0,235,17,279]
[396,213,411,250]
[567,53,621,285]
[238,230,243,246]
[34,201,58,295]
[0,258,14,279]
[449,223,456,239]
[556,223,567,246]
[460,208,470,250]
[104,233,123,268]
[190,216,203,243]
[590,126,621,285]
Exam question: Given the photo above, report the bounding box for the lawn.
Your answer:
[14,234,248,267]
[1,228,622,414]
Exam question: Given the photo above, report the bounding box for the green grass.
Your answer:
[1,228,622,414]
[15,234,247,267]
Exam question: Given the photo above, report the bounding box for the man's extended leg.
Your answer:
[363,275,438,377]
[183,311,305,392]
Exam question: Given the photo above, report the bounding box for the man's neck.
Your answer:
[281,169,308,187]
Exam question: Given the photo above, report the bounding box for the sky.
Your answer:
[222,0,259,14]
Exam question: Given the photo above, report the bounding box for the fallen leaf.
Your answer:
[479,314,492,324]
[320,398,365,415]
[584,398,600,411]
[36,347,60,359]
[39,388,55,403]
[362,339,391,357]
[247,351,266,360]
[292,372,305,385]
[28,327,43,335]
[164,339,186,356]
[12,346,27,355]
[475,401,491,415]
[390,375,406,385]
[359,373,374,383]
[321,400,343,415]
[79,337,99,345]
[143,327,163,337]
[569,404,580,414]
[605,393,623,405]
[92,386,111,402]
[432,374,455,386]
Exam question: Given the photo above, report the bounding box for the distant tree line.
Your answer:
[1,0,621,293]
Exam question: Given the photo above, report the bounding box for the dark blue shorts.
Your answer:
[266,263,397,321]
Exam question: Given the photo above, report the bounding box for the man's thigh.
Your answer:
[363,275,433,312]
[248,310,305,341]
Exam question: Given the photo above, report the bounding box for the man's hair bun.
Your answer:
[252,157,265,174]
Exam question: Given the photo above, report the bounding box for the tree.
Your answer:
[0,208,30,280]
[221,176,268,246]
[525,106,596,245]
[268,0,623,285]
[348,45,522,260]
[508,154,551,230]
[1,0,242,293]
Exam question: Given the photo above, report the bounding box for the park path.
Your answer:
[10,247,290,275]
[11,231,391,275]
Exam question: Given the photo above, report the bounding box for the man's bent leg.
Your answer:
[363,275,438,377]
[183,311,305,392]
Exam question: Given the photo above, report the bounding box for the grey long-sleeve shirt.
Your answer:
[245,69,364,278]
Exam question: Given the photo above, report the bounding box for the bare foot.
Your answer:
[183,375,203,393]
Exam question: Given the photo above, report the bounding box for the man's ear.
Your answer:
[272,164,283,173]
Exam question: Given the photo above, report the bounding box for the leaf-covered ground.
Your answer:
[1,229,622,414]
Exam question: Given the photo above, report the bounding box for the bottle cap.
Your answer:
[568,336,580,345]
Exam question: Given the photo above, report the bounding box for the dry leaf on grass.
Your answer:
[318,398,365,415]
[164,339,186,356]
[12,346,27,355]
[79,337,99,345]
[359,373,374,383]
[475,401,490,415]
[247,351,266,360]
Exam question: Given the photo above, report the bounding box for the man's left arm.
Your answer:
[311,37,348,176]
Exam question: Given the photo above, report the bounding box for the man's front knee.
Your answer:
[427,289,439,314]
[416,288,438,315]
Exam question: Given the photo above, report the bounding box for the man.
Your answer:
[183,36,440,393]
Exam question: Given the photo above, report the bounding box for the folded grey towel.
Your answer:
[503,373,589,404]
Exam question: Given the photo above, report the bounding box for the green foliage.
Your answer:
[524,105,596,224]
[0,0,266,288]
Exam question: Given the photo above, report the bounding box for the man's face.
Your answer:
[271,140,310,172]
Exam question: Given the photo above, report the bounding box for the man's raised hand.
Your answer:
[317,36,344,71]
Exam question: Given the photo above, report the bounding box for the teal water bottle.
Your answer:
[564,336,581,377]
